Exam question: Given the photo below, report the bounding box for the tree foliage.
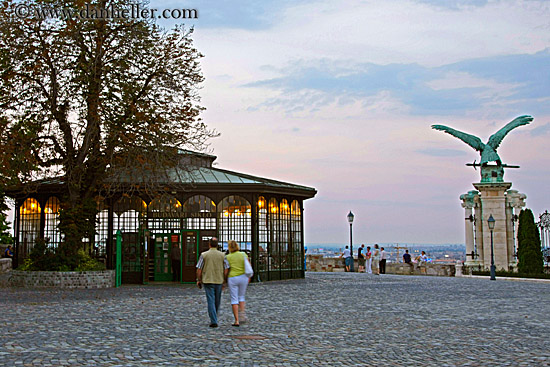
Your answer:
[517,208,543,274]
[0,0,216,265]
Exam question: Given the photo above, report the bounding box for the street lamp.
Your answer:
[488,214,496,280]
[347,211,354,272]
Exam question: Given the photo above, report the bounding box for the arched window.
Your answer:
[183,195,216,230]
[218,195,251,251]
[147,195,182,231]
[257,196,268,273]
[44,197,61,249]
[19,198,41,258]
[280,199,290,270]
[268,198,279,269]
[95,197,109,259]
[291,200,302,270]
[115,196,147,274]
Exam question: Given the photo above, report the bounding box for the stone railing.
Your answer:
[9,270,115,289]
[0,258,12,273]
[306,254,456,277]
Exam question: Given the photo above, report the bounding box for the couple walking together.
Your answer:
[196,238,252,328]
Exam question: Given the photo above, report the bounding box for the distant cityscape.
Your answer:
[306,243,466,264]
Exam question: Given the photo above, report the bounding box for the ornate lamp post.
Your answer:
[347,211,354,272]
[488,214,496,280]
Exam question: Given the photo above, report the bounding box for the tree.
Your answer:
[517,208,543,274]
[0,0,216,267]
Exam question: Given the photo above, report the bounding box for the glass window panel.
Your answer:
[218,195,251,252]
[183,195,216,230]
[18,198,41,260]
[44,197,61,250]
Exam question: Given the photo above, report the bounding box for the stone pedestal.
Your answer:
[460,182,526,271]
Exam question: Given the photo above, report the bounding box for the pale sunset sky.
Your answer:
[9,0,550,245]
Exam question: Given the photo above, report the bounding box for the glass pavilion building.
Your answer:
[9,151,317,283]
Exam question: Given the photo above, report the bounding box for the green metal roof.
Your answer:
[174,166,315,191]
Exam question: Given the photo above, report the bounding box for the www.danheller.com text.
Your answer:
[12,3,198,20]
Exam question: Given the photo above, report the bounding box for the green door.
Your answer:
[152,233,181,281]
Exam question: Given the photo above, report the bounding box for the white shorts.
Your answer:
[228,274,249,305]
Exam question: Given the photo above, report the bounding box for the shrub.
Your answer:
[17,239,105,272]
[517,209,543,274]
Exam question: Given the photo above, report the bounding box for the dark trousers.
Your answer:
[171,260,180,281]
[204,283,223,325]
[380,259,386,274]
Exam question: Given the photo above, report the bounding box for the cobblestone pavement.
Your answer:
[1,273,550,366]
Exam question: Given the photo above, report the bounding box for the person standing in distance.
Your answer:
[196,238,229,328]
[341,246,351,272]
[357,244,365,273]
[170,242,181,282]
[365,246,372,274]
[379,247,387,274]
[372,244,380,275]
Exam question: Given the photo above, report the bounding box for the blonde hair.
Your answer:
[227,240,240,253]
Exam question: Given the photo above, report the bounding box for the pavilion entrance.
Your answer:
[146,230,208,283]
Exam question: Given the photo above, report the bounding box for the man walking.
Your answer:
[379,247,387,274]
[196,238,229,327]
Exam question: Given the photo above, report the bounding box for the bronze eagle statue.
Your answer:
[431,115,533,165]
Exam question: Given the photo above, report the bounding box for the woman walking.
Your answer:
[225,240,251,326]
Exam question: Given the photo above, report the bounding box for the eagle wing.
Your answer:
[487,115,533,150]
[431,124,484,152]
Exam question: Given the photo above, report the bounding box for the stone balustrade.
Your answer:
[0,258,12,273]
[9,270,115,289]
[306,254,456,277]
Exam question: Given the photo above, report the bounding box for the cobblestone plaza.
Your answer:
[2,273,549,366]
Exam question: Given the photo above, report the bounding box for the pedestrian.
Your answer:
[3,245,13,258]
[372,244,380,275]
[196,237,229,328]
[379,247,387,274]
[225,240,251,326]
[170,242,181,282]
[358,244,365,273]
[341,246,352,272]
[403,249,413,273]
[416,250,428,274]
[365,246,372,274]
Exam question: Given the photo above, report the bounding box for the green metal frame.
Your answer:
[115,230,122,287]
[140,229,199,283]
[181,229,199,284]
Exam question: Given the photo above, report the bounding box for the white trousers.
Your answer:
[366,258,372,273]
[228,274,249,305]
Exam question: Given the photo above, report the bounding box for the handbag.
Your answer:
[244,253,254,278]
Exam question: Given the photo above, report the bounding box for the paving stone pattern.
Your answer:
[1,273,549,366]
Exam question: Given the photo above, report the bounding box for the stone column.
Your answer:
[460,190,479,266]
[473,182,512,270]
[506,190,526,270]
[473,194,483,265]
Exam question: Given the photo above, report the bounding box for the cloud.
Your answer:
[417,148,468,157]
[242,49,550,116]
[414,0,490,10]
[530,122,550,136]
